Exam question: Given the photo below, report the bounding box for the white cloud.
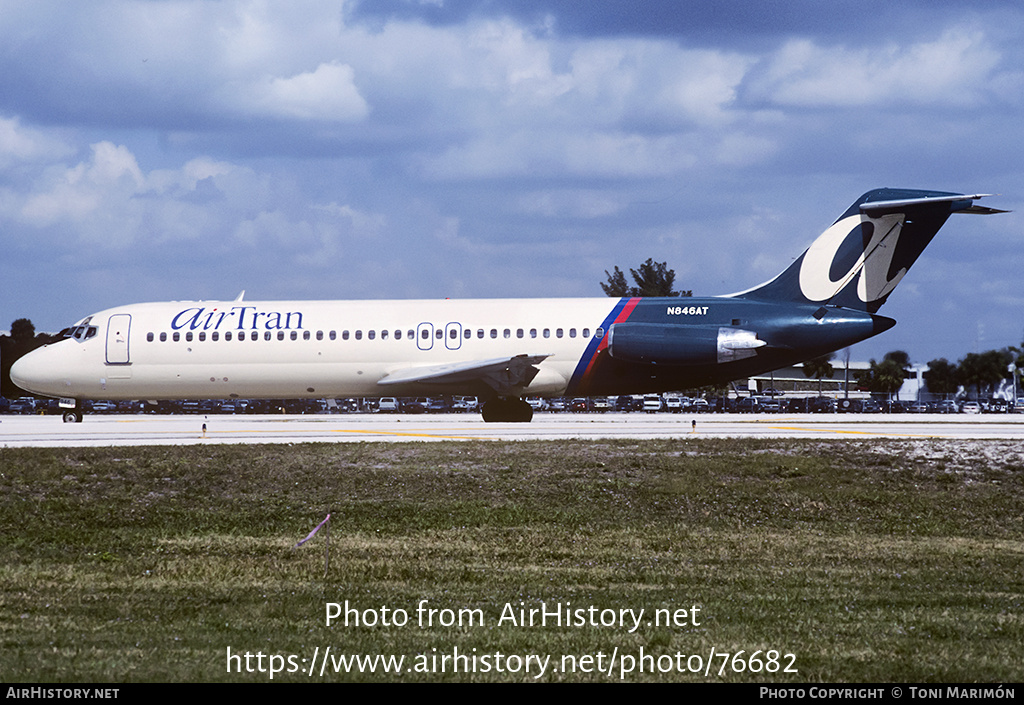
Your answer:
[242,62,370,121]
[18,142,143,229]
[752,29,1005,107]
[516,189,626,219]
[0,116,73,168]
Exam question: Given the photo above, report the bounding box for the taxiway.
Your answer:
[3,412,1023,447]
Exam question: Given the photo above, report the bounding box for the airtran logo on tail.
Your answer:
[798,213,908,304]
[171,306,304,331]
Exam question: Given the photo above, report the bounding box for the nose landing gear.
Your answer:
[62,401,83,423]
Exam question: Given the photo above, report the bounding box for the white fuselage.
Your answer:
[14,298,622,401]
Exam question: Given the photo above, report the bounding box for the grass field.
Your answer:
[1,438,1021,682]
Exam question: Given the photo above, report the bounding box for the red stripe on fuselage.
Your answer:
[576,296,641,391]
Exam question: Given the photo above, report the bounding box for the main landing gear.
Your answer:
[481,397,533,423]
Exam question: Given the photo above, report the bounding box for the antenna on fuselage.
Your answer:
[234,290,245,302]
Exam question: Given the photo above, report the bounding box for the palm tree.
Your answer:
[802,354,835,395]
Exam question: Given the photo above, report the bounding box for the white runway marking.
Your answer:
[3,413,1023,447]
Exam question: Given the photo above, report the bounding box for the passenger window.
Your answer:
[290,331,297,340]
[517,329,524,338]
[421,329,429,340]
[381,330,388,340]
[543,329,550,338]
[277,331,284,341]
[172,332,180,342]
[368,330,376,340]
[199,332,206,341]
[330,331,337,340]
[225,331,232,341]
[596,327,604,338]
[449,329,457,339]
[490,329,497,338]
[186,332,193,342]
[530,328,537,338]
[436,329,443,339]
[407,330,414,339]
[316,331,323,341]
[212,332,219,341]
[503,329,510,339]
[570,328,576,338]
[303,331,310,340]
[395,330,402,340]
[582,328,590,338]
[477,329,484,339]
[342,330,349,340]
[556,328,563,338]
[160,332,167,342]
[264,331,272,341]
[355,330,362,340]
[147,332,154,342]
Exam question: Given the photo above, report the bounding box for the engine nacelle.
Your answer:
[607,323,765,366]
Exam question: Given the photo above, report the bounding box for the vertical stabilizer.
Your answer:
[733,189,1004,313]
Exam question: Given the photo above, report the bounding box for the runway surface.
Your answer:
[3,412,1023,447]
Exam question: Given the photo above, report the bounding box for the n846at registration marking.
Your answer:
[667,306,709,316]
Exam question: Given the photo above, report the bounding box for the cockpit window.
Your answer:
[60,317,96,343]
[68,325,98,341]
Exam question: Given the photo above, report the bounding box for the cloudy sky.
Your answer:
[1,0,1021,365]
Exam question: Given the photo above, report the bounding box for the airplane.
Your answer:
[11,188,1006,424]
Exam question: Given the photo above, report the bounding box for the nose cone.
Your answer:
[10,346,63,397]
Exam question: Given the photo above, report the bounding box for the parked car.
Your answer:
[613,395,636,412]
[452,396,480,412]
[90,400,117,414]
[402,397,429,413]
[9,397,35,414]
[961,401,981,414]
[735,397,759,413]
[642,395,663,413]
[686,398,711,413]
[377,397,400,413]
[985,398,1012,413]
[547,398,568,412]
[526,397,549,411]
[426,398,450,413]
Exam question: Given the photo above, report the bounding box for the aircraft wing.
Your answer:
[377,354,552,394]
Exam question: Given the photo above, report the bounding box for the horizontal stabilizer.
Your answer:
[860,193,1007,216]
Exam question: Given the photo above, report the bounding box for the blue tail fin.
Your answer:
[733,188,1005,313]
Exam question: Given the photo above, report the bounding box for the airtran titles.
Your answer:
[171,306,304,332]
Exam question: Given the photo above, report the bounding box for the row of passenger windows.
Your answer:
[146,327,604,343]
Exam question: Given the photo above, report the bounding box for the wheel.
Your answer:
[481,397,533,423]
[62,410,83,423]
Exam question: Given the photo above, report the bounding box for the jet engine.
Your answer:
[607,323,765,365]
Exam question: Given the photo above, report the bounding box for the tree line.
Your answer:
[799,349,1022,399]
[0,319,63,399]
